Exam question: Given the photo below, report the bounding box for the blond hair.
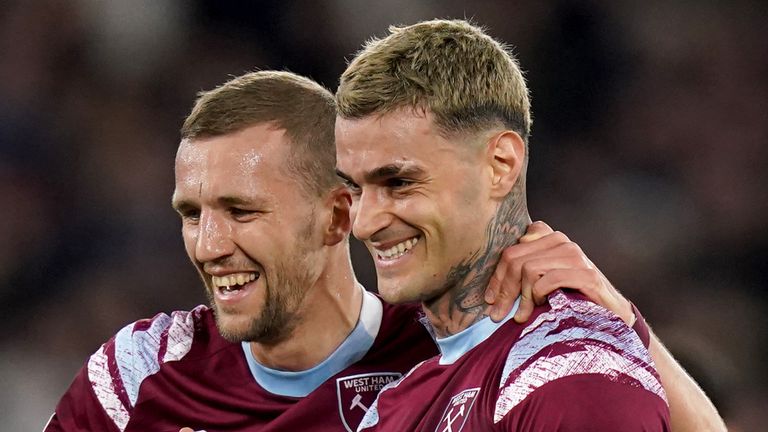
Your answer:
[182,70,337,195]
[337,19,531,142]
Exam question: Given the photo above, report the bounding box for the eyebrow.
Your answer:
[171,195,261,211]
[218,196,256,206]
[336,164,426,184]
[335,169,355,184]
[171,198,195,213]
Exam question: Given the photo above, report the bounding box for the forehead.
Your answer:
[174,124,296,198]
[335,109,466,176]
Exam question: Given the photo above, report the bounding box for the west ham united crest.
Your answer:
[435,387,480,432]
[336,372,401,432]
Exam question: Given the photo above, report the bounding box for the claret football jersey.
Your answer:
[359,290,670,432]
[45,289,438,432]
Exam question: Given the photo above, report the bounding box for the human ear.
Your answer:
[323,186,352,246]
[487,131,526,198]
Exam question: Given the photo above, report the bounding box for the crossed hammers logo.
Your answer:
[349,393,369,413]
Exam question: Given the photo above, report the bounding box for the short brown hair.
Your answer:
[337,19,531,142]
[182,70,338,195]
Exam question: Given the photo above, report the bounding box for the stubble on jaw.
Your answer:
[210,213,320,345]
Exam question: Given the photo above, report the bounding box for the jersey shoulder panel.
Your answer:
[85,305,209,431]
[494,291,667,423]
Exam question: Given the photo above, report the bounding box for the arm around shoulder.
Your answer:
[647,330,727,432]
[631,305,727,432]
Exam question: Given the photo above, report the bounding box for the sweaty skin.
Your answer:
[172,124,361,372]
[335,109,529,338]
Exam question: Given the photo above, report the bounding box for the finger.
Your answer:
[512,256,544,324]
[497,247,581,317]
[489,247,530,306]
[180,428,195,432]
[498,235,585,323]
[515,268,596,324]
[489,273,514,322]
[530,268,601,304]
[517,254,589,297]
[519,221,554,243]
[512,251,580,324]
[513,289,535,323]
[531,265,634,324]
[485,273,500,304]
[500,230,570,265]
[496,232,570,302]
[531,268,634,325]
[487,254,512,304]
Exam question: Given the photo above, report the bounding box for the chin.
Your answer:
[377,282,422,305]
[214,314,255,342]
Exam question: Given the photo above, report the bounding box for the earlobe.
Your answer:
[488,131,525,198]
[324,187,352,246]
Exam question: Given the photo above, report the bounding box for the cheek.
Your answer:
[430,191,487,249]
[396,196,447,233]
[392,195,433,219]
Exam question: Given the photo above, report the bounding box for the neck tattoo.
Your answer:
[427,188,529,337]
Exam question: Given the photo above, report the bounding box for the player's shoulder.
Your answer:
[71,306,213,431]
[494,290,667,423]
[506,289,653,363]
[106,305,211,362]
[88,308,210,401]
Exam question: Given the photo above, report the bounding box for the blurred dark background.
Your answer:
[1,1,766,430]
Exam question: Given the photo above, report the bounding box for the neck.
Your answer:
[249,244,362,370]
[424,192,531,338]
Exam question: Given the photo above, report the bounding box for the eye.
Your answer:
[176,207,200,223]
[229,207,261,221]
[386,178,414,189]
[343,179,361,195]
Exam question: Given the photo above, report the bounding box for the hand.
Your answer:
[485,221,633,325]
[179,428,194,432]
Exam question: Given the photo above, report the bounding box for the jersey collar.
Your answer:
[241,287,383,397]
[436,296,521,365]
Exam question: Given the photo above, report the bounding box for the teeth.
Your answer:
[377,237,419,260]
[211,272,259,289]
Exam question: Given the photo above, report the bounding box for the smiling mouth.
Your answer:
[211,272,260,294]
[375,236,420,260]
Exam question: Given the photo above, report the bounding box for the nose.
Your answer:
[194,209,235,263]
[351,188,392,242]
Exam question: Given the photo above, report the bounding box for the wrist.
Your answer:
[629,302,651,348]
